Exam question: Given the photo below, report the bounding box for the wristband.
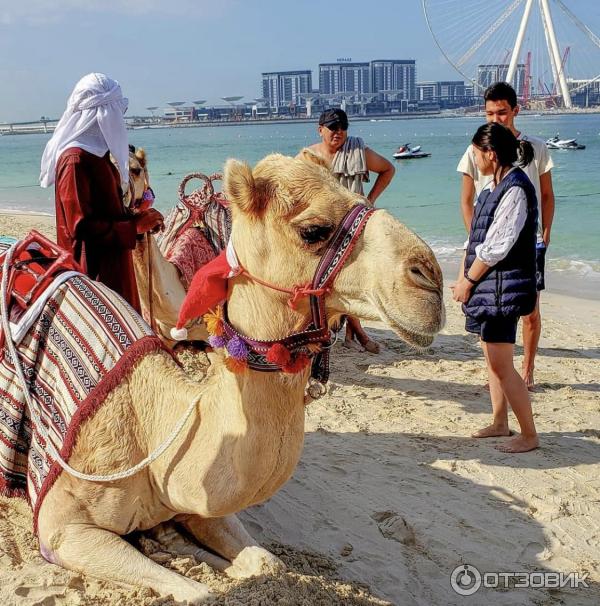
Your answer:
[465,274,478,286]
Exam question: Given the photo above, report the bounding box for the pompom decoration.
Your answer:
[203,307,224,336]
[282,353,311,374]
[226,335,249,360]
[225,356,248,374]
[208,335,227,349]
[170,326,188,341]
[265,343,291,366]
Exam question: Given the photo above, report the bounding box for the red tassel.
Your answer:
[266,343,291,366]
[282,353,310,374]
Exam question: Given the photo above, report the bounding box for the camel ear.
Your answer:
[297,148,330,169]
[224,158,269,216]
[134,147,147,168]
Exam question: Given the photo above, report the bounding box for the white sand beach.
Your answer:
[0,214,598,605]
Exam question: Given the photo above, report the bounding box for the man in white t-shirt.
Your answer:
[457,82,555,390]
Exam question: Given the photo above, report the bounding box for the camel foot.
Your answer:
[495,434,540,453]
[225,545,285,579]
[170,578,214,604]
[471,424,511,438]
[149,522,230,571]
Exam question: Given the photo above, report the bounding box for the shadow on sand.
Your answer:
[241,429,600,606]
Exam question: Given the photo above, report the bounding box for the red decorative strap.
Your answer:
[238,268,330,309]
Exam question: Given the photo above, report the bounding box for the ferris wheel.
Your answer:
[422,0,600,107]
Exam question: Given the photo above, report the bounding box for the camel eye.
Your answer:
[130,167,142,177]
[299,224,333,245]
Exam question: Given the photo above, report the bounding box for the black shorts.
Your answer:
[465,316,519,344]
[536,244,546,291]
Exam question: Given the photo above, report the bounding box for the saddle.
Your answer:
[0,231,81,310]
[157,173,232,289]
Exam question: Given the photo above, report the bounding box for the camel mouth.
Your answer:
[388,321,435,349]
[373,294,438,349]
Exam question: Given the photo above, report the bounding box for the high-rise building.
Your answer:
[417,81,438,102]
[261,70,312,109]
[477,64,526,97]
[370,60,416,101]
[417,80,475,108]
[319,62,371,96]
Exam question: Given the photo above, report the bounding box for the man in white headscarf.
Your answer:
[40,73,163,312]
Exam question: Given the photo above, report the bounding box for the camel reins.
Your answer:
[219,203,376,397]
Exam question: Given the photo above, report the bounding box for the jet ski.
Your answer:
[393,143,431,159]
[546,135,586,150]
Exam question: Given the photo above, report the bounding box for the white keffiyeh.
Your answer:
[40,73,129,188]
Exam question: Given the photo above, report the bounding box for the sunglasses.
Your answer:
[326,123,348,132]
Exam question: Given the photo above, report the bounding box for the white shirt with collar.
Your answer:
[473,168,529,267]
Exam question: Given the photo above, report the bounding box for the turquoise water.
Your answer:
[1,114,599,283]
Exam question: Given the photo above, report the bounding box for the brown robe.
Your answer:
[54,148,140,312]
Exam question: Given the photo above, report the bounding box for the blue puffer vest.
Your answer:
[464,168,538,320]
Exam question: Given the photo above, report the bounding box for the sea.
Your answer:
[1,113,599,297]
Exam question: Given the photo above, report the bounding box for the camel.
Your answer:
[31,151,444,603]
[126,145,152,209]
[131,170,218,346]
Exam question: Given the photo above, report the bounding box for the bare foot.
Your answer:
[522,367,535,391]
[343,338,361,351]
[495,434,539,453]
[472,424,511,438]
[362,339,380,354]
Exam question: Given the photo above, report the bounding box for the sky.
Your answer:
[1,0,599,122]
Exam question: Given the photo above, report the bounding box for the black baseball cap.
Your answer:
[318,108,349,130]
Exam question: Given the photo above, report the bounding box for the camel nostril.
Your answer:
[408,263,439,291]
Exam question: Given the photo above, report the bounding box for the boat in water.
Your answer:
[546,135,586,150]
[393,143,431,159]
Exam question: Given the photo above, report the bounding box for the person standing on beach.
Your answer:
[40,73,163,312]
[457,82,555,390]
[452,122,539,453]
[307,108,395,353]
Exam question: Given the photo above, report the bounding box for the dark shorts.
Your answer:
[465,316,519,344]
[536,244,546,291]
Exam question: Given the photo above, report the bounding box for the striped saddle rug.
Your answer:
[0,241,165,527]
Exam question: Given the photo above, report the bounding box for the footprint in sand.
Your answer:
[371,511,416,546]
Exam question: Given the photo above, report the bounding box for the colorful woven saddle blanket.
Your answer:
[157,173,232,289]
[0,240,164,527]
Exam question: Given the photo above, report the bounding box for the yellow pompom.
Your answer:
[203,307,224,336]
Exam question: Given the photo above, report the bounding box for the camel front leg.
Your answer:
[43,523,212,604]
[176,514,284,579]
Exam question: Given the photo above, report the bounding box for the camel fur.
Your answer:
[36,152,444,604]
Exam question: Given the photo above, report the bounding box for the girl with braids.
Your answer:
[452,122,539,453]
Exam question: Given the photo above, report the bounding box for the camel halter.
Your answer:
[216,203,376,399]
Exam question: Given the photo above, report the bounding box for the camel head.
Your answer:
[127,145,150,209]
[223,150,444,348]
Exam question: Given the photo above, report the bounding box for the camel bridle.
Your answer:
[221,203,376,398]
